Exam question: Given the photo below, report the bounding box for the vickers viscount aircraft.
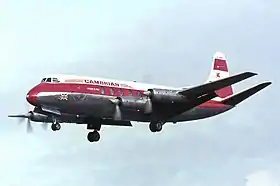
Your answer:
[8,52,271,142]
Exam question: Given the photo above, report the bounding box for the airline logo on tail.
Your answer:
[207,52,233,99]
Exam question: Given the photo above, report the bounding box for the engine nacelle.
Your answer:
[144,88,187,103]
[29,111,49,122]
[116,96,148,111]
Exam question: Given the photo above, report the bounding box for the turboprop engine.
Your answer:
[8,111,49,122]
[110,96,153,120]
[141,88,189,115]
[143,88,187,103]
[27,111,50,122]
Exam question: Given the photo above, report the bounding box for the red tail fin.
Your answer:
[206,52,233,98]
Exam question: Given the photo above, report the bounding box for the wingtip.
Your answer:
[221,81,272,106]
[260,81,272,87]
[246,72,258,76]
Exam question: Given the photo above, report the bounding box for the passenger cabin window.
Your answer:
[119,88,123,96]
[137,90,141,97]
[109,87,114,95]
[128,89,132,96]
[100,87,105,94]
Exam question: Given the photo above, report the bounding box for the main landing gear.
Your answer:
[87,130,100,142]
[87,123,101,142]
[149,121,164,132]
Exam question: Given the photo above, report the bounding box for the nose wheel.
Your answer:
[51,122,61,131]
[87,130,100,142]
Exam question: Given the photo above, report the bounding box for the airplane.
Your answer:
[8,52,271,143]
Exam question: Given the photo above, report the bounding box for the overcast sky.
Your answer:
[0,0,279,185]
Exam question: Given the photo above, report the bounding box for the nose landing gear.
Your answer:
[51,122,61,131]
[51,118,61,131]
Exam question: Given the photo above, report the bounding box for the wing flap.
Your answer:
[178,72,257,98]
[221,82,271,106]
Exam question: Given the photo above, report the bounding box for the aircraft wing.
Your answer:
[152,91,218,120]
[221,82,271,106]
[178,72,257,98]
[152,72,257,120]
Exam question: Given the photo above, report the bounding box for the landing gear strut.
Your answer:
[86,123,101,142]
[51,119,61,131]
[87,130,100,142]
[149,121,163,132]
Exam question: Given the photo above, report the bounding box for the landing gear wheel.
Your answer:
[156,122,162,131]
[51,122,61,131]
[149,122,163,132]
[87,130,100,142]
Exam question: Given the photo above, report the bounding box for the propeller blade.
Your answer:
[113,105,122,120]
[18,117,25,124]
[8,114,30,125]
[27,119,33,133]
[144,98,153,114]
[110,98,122,120]
[8,114,29,118]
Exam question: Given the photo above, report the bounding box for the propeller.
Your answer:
[144,98,153,114]
[8,112,34,133]
[110,98,122,120]
[8,111,48,133]
[114,105,122,120]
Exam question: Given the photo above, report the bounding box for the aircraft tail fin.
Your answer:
[206,52,234,99]
[221,82,271,106]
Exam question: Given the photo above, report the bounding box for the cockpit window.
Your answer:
[41,77,60,83]
[52,78,60,82]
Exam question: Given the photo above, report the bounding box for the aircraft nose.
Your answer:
[26,88,38,105]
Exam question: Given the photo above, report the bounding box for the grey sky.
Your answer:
[1,0,279,185]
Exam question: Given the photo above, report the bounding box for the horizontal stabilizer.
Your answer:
[179,72,257,98]
[221,82,271,106]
